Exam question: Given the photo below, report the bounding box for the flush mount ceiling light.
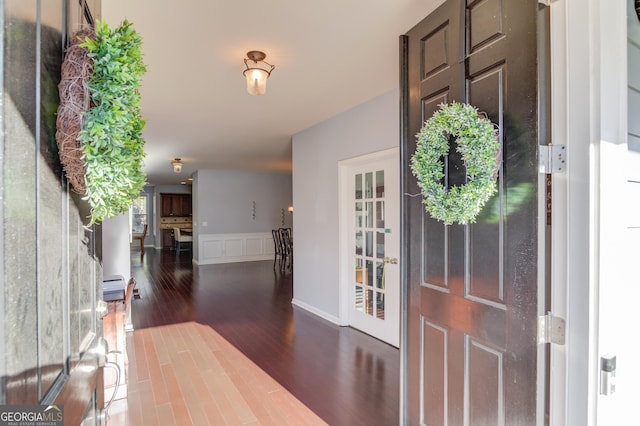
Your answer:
[243,50,275,96]
[172,158,183,173]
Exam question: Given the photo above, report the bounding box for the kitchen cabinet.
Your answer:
[180,195,192,216]
[161,194,192,217]
[161,196,172,217]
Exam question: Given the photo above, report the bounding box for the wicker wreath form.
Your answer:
[411,102,501,225]
[55,28,95,194]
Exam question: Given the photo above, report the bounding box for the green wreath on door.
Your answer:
[410,102,500,225]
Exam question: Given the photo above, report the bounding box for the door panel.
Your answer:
[343,149,400,347]
[402,0,543,424]
[467,65,505,306]
[418,1,464,295]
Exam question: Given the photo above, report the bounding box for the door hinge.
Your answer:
[538,144,566,174]
[538,313,565,345]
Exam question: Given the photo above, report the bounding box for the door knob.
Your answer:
[384,257,398,264]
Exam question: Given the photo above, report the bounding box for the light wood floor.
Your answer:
[107,321,327,425]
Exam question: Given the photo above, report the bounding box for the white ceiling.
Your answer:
[102,0,441,185]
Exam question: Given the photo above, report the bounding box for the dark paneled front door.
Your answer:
[2,1,106,424]
[401,0,546,424]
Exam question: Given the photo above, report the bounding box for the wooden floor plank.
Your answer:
[181,322,217,372]
[136,380,160,425]
[222,368,280,426]
[170,351,211,426]
[201,400,229,426]
[155,403,178,426]
[131,329,149,382]
[160,364,193,426]
[201,366,245,425]
[150,327,170,366]
[141,329,170,406]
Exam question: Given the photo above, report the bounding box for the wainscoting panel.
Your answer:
[225,239,243,258]
[246,237,264,256]
[202,239,223,259]
[198,233,275,265]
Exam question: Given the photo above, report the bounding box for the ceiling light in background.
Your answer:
[172,158,183,173]
[243,51,275,96]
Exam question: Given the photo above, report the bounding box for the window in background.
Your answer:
[131,195,148,234]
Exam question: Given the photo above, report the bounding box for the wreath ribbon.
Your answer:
[410,102,500,225]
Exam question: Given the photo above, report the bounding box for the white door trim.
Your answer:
[338,147,400,340]
[547,2,570,424]
[547,0,629,424]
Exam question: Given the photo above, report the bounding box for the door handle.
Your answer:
[384,257,398,264]
[96,300,108,320]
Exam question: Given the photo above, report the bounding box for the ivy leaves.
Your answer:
[80,20,146,224]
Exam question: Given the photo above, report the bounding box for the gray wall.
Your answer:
[291,89,399,320]
[192,170,292,260]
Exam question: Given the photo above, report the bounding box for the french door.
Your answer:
[340,148,400,347]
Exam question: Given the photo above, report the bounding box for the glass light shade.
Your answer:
[172,161,183,173]
[244,68,269,96]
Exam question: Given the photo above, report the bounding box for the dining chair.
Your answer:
[279,227,293,270]
[132,224,148,253]
[272,229,284,269]
[173,227,193,253]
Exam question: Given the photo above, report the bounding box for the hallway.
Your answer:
[112,249,400,425]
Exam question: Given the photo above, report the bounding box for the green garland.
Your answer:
[80,20,147,224]
[410,102,500,225]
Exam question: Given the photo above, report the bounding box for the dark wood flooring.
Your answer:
[129,249,400,426]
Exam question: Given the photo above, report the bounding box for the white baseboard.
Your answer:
[291,298,345,326]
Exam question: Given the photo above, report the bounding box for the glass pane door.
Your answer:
[354,170,386,320]
[342,148,399,347]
